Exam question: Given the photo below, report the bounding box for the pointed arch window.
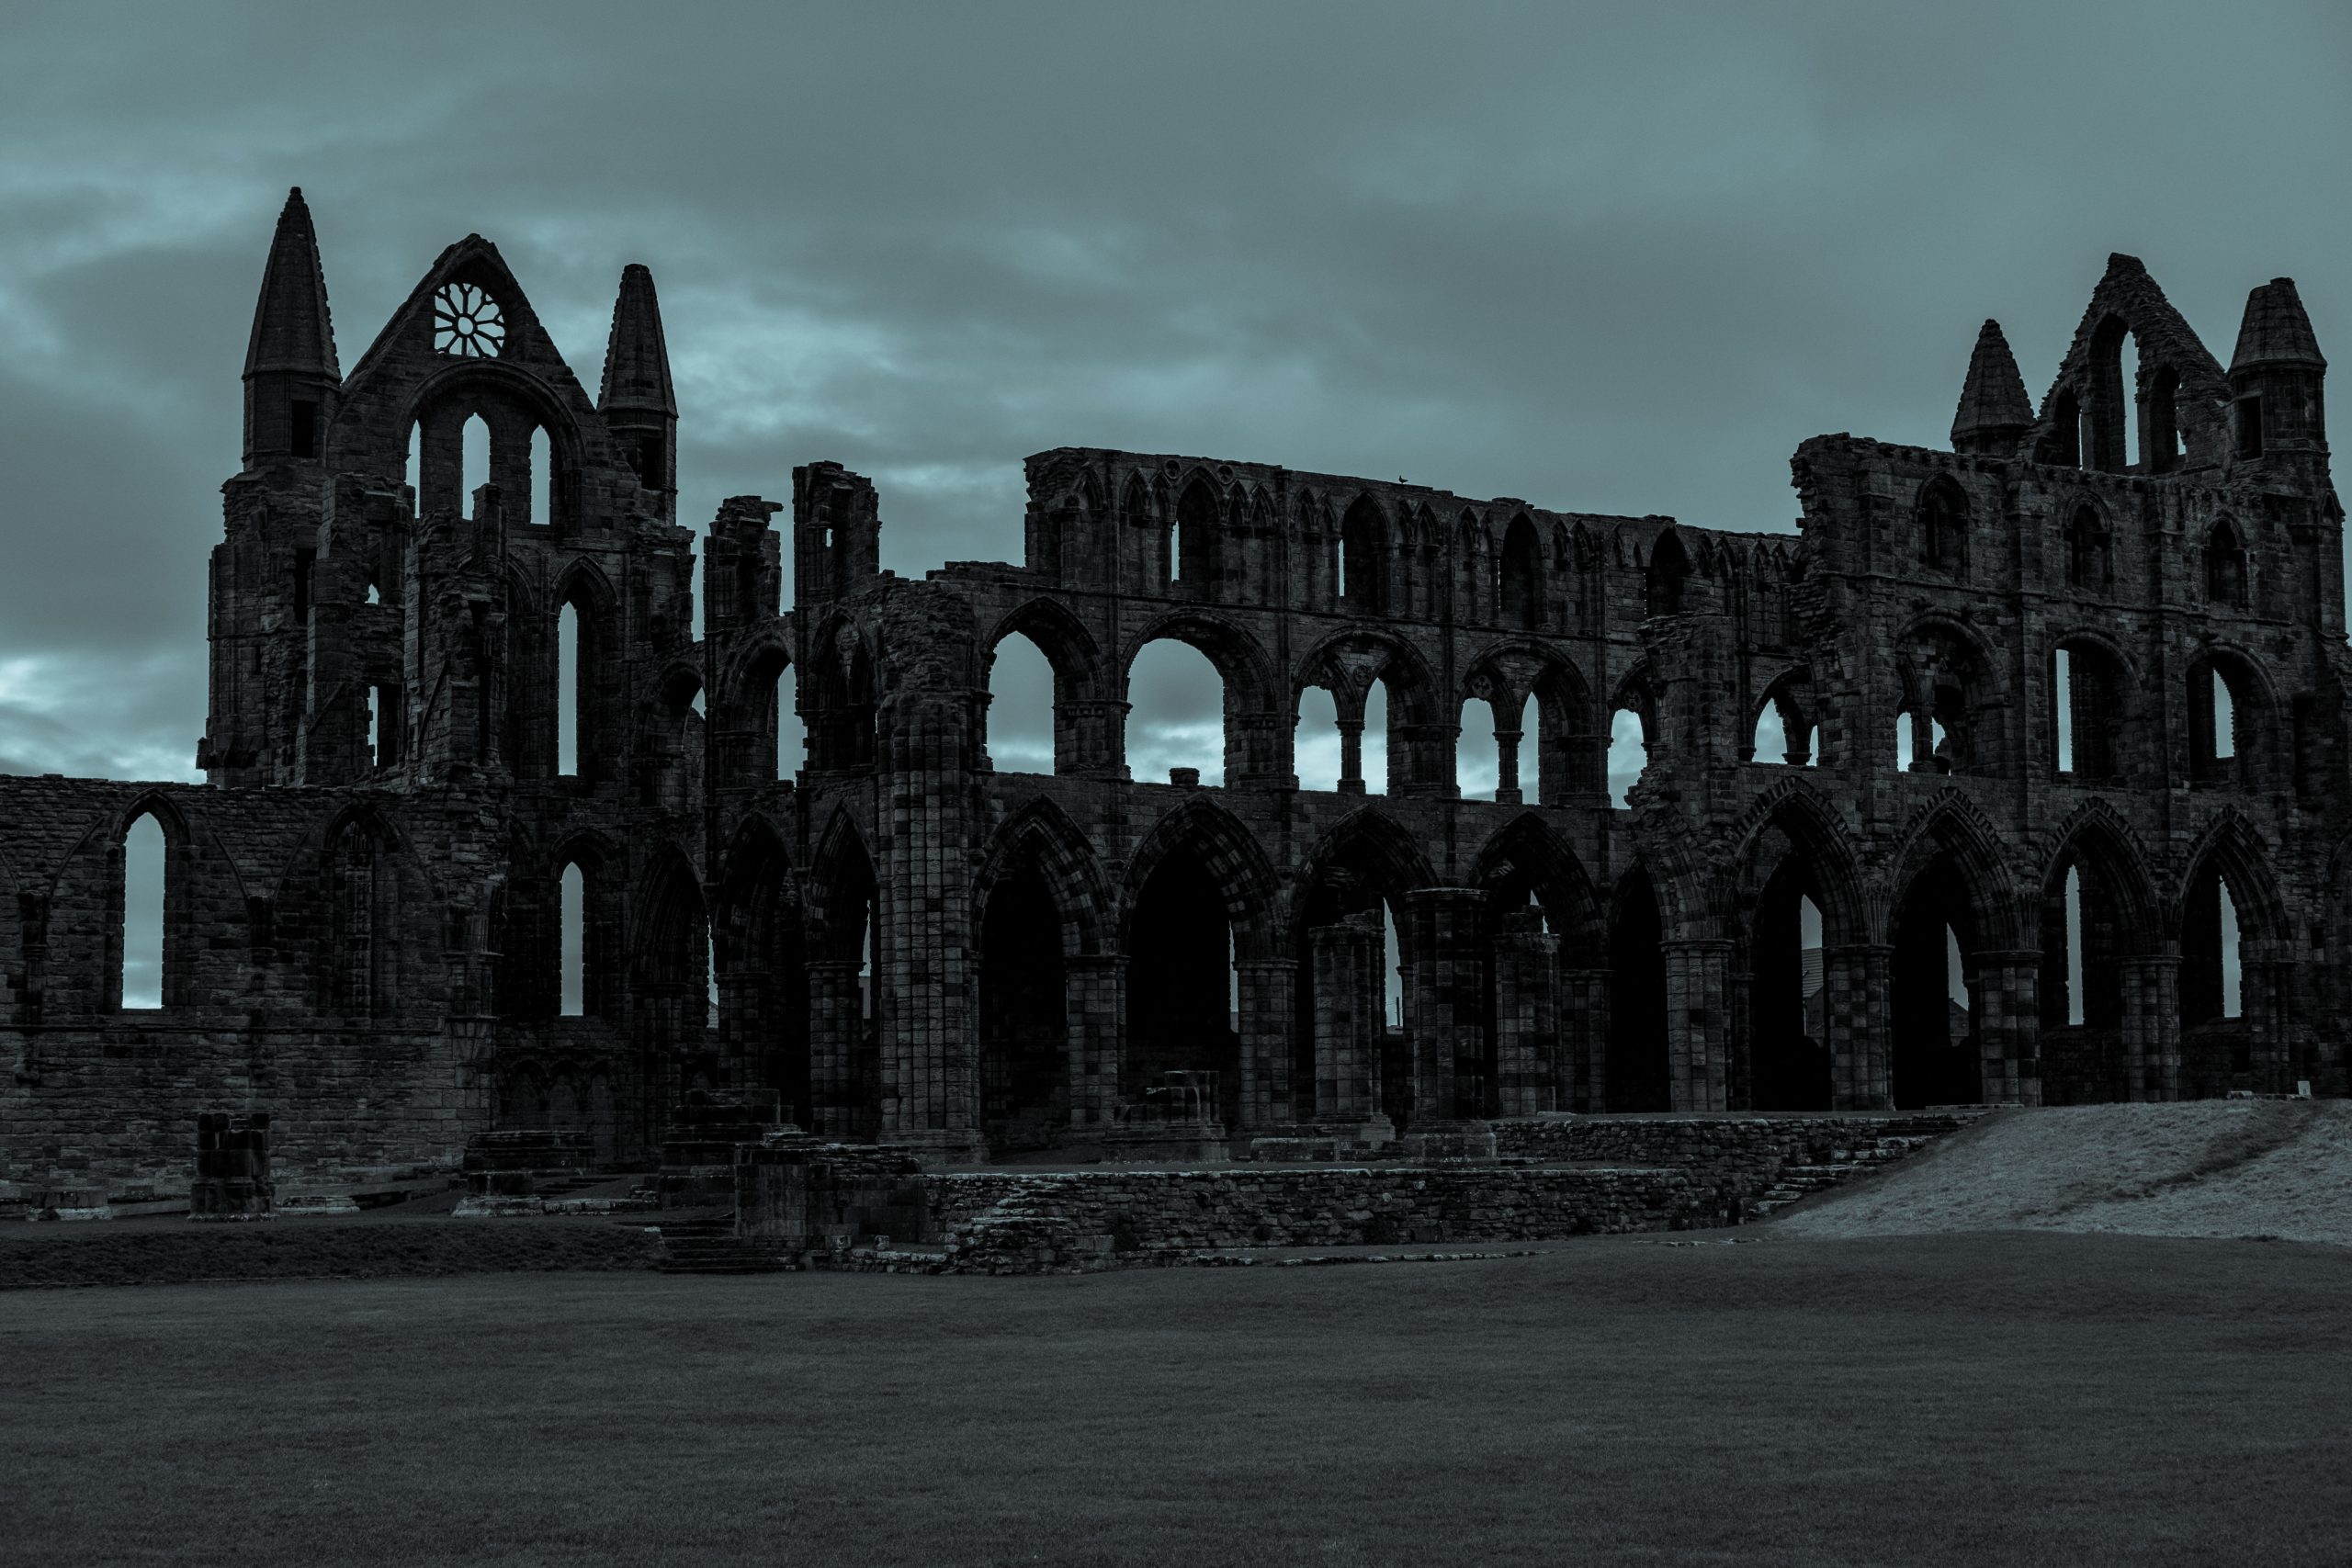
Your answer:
[1920,480,1969,576]
[118,811,166,1010]
[2204,521,2249,609]
[2065,506,2111,592]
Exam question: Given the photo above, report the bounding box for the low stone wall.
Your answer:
[923,1164,1702,1275]
[1490,1113,1975,1190]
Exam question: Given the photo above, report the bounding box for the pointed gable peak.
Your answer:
[600,263,676,418]
[2232,276,2325,372]
[243,185,339,381]
[1951,318,2035,453]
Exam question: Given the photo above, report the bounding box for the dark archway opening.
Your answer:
[1607,867,1670,1111]
[1127,853,1241,1129]
[1891,860,1984,1109]
[978,863,1070,1155]
[1748,867,1832,1111]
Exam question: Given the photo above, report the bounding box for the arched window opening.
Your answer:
[2236,396,2265,460]
[2066,507,2111,592]
[2204,522,2248,608]
[1645,533,1690,617]
[1340,497,1386,615]
[1752,692,1814,766]
[402,421,421,509]
[986,633,1056,775]
[1894,709,1951,773]
[560,863,585,1017]
[2213,670,2235,760]
[1125,638,1226,786]
[1747,861,1832,1112]
[1608,707,1647,809]
[557,602,581,777]
[2119,327,2142,471]
[2181,868,2245,1039]
[119,812,165,1010]
[1362,680,1389,795]
[460,413,489,520]
[1174,476,1218,589]
[365,579,381,607]
[368,682,400,769]
[2053,649,2075,773]
[980,862,1071,1153]
[2065,867,2085,1027]
[1921,481,1968,575]
[775,663,802,781]
[1455,696,1498,800]
[2048,389,2083,467]
[1510,691,1540,801]
[2149,366,2182,472]
[1296,686,1342,791]
[1500,514,1544,629]
[707,931,719,1029]
[529,426,551,527]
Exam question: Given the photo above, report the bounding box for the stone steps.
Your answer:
[1745,1115,1988,1218]
[650,1213,795,1275]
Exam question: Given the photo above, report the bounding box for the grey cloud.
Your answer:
[2,2,2346,781]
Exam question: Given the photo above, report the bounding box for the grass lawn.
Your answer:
[4,1231,2348,1567]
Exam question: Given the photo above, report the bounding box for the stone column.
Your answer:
[1825,943,1892,1109]
[1235,957,1296,1132]
[805,958,865,1138]
[1493,727,1524,807]
[1970,949,2043,1106]
[1310,918,1383,1121]
[1660,939,1733,1111]
[1407,887,1488,1123]
[2119,952,2180,1101]
[1560,967,1610,1111]
[1493,910,1560,1115]
[1063,953,1125,1133]
[1337,718,1366,794]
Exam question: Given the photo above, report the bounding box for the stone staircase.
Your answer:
[650,1213,795,1275]
[1745,1112,1988,1218]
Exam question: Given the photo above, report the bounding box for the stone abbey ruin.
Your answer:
[2,189,2344,1201]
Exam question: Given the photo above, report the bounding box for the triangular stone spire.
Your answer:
[2231,277,2325,372]
[599,264,675,418]
[1951,319,2035,455]
[243,187,339,381]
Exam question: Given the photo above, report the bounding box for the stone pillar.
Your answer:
[1825,943,1892,1109]
[1493,727,1523,807]
[1493,910,1560,1115]
[1660,939,1733,1111]
[1407,887,1488,1122]
[806,958,865,1138]
[1064,953,1125,1133]
[1560,967,1610,1111]
[1235,957,1296,1131]
[2245,953,2296,1095]
[1068,697,1127,779]
[1971,949,2043,1106]
[2119,952,2180,1101]
[1310,918,1383,1122]
[1337,718,1366,794]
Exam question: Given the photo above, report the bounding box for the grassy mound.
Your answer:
[1778,1100,2352,1243]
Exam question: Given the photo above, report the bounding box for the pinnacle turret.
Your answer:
[1950,319,2034,456]
[2230,277,2325,372]
[599,264,676,419]
[242,187,340,466]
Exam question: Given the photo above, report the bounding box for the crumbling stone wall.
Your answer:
[3,193,2345,1197]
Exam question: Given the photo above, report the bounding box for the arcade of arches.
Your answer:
[4,204,2346,1196]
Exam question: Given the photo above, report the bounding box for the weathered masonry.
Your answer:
[2,190,2344,1191]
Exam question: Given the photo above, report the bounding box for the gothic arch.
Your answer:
[1464,813,1606,953]
[971,797,1113,959]
[1118,797,1279,955]
[988,598,1106,700]
[1887,794,2030,950]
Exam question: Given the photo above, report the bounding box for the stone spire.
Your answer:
[2230,277,2325,372]
[1950,319,2035,456]
[243,187,339,383]
[242,187,340,467]
[598,263,676,419]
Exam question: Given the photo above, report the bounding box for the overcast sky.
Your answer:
[1,1,2346,786]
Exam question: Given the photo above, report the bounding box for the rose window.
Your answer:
[433,283,506,358]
